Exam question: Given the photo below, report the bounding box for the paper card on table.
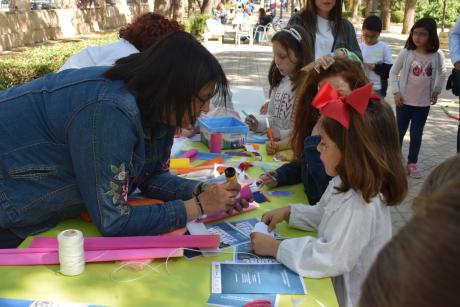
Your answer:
[233,242,279,264]
[211,263,306,295]
[208,293,279,307]
[197,202,259,224]
[207,221,251,250]
[170,158,191,169]
[0,297,109,307]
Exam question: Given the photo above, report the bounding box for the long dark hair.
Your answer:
[268,25,313,95]
[104,31,229,129]
[405,17,439,53]
[298,0,344,35]
[292,58,367,160]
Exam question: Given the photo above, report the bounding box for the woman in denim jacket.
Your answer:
[0,32,247,248]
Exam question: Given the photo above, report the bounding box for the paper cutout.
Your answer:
[0,248,183,266]
[170,158,191,169]
[30,235,220,250]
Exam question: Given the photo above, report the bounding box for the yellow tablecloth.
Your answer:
[0,143,338,307]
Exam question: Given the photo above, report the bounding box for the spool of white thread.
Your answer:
[58,229,85,276]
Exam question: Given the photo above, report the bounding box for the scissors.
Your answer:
[242,300,272,307]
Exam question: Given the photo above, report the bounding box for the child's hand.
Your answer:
[431,92,439,105]
[259,171,278,188]
[261,207,291,231]
[274,152,293,161]
[394,92,404,107]
[244,115,258,131]
[313,54,335,73]
[364,63,375,70]
[250,233,281,257]
[271,128,280,140]
[259,101,269,114]
[265,141,279,155]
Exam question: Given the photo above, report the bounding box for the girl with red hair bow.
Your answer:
[251,81,408,307]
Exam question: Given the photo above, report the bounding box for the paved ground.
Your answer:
[204,23,459,235]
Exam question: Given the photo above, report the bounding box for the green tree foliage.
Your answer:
[391,10,404,23]
[0,32,117,91]
[416,0,460,27]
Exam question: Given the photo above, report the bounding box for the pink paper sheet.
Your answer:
[197,201,259,224]
[0,248,182,266]
[30,234,219,250]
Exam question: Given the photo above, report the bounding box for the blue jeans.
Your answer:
[396,104,430,164]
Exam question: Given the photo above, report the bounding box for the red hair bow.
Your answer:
[312,82,380,129]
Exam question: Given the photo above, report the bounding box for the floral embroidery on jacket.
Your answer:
[106,162,130,214]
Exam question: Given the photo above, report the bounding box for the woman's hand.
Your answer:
[251,233,281,257]
[431,91,439,105]
[313,54,335,73]
[244,115,258,131]
[265,141,279,155]
[261,206,290,231]
[259,171,278,188]
[259,101,269,114]
[364,63,375,70]
[394,92,404,107]
[200,182,241,215]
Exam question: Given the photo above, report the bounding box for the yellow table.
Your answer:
[0,144,338,307]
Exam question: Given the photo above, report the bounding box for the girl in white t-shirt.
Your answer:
[244,25,313,156]
[251,82,408,307]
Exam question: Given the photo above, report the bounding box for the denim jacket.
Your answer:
[275,136,331,205]
[0,66,197,238]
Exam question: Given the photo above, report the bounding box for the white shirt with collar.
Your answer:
[276,176,392,307]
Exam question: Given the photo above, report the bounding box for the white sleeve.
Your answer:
[389,49,406,94]
[276,198,373,278]
[383,43,393,64]
[434,50,447,94]
[59,47,97,72]
[288,202,325,231]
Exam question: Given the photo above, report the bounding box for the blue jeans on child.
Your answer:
[396,104,430,164]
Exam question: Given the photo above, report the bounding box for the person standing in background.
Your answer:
[449,15,460,153]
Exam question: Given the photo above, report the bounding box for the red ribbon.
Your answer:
[312,82,380,128]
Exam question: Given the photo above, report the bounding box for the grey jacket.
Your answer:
[389,48,446,96]
[288,12,362,61]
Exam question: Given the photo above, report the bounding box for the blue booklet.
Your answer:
[211,263,306,295]
[208,293,279,307]
[0,298,108,307]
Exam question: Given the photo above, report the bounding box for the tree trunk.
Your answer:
[364,0,371,16]
[380,0,390,30]
[402,0,416,34]
[351,0,360,20]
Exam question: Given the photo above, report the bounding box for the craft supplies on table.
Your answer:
[198,117,249,150]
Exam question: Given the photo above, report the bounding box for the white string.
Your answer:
[108,248,263,283]
[58,229,85,276]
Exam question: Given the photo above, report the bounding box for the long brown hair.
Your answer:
[268,25,313,96]
[359,179,460,307]
[321,99,407,205]
[412,154,460,215]
[299,0,344,35]
[292,58,367,159]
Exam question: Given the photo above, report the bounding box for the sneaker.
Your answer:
[407,163,422,178]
